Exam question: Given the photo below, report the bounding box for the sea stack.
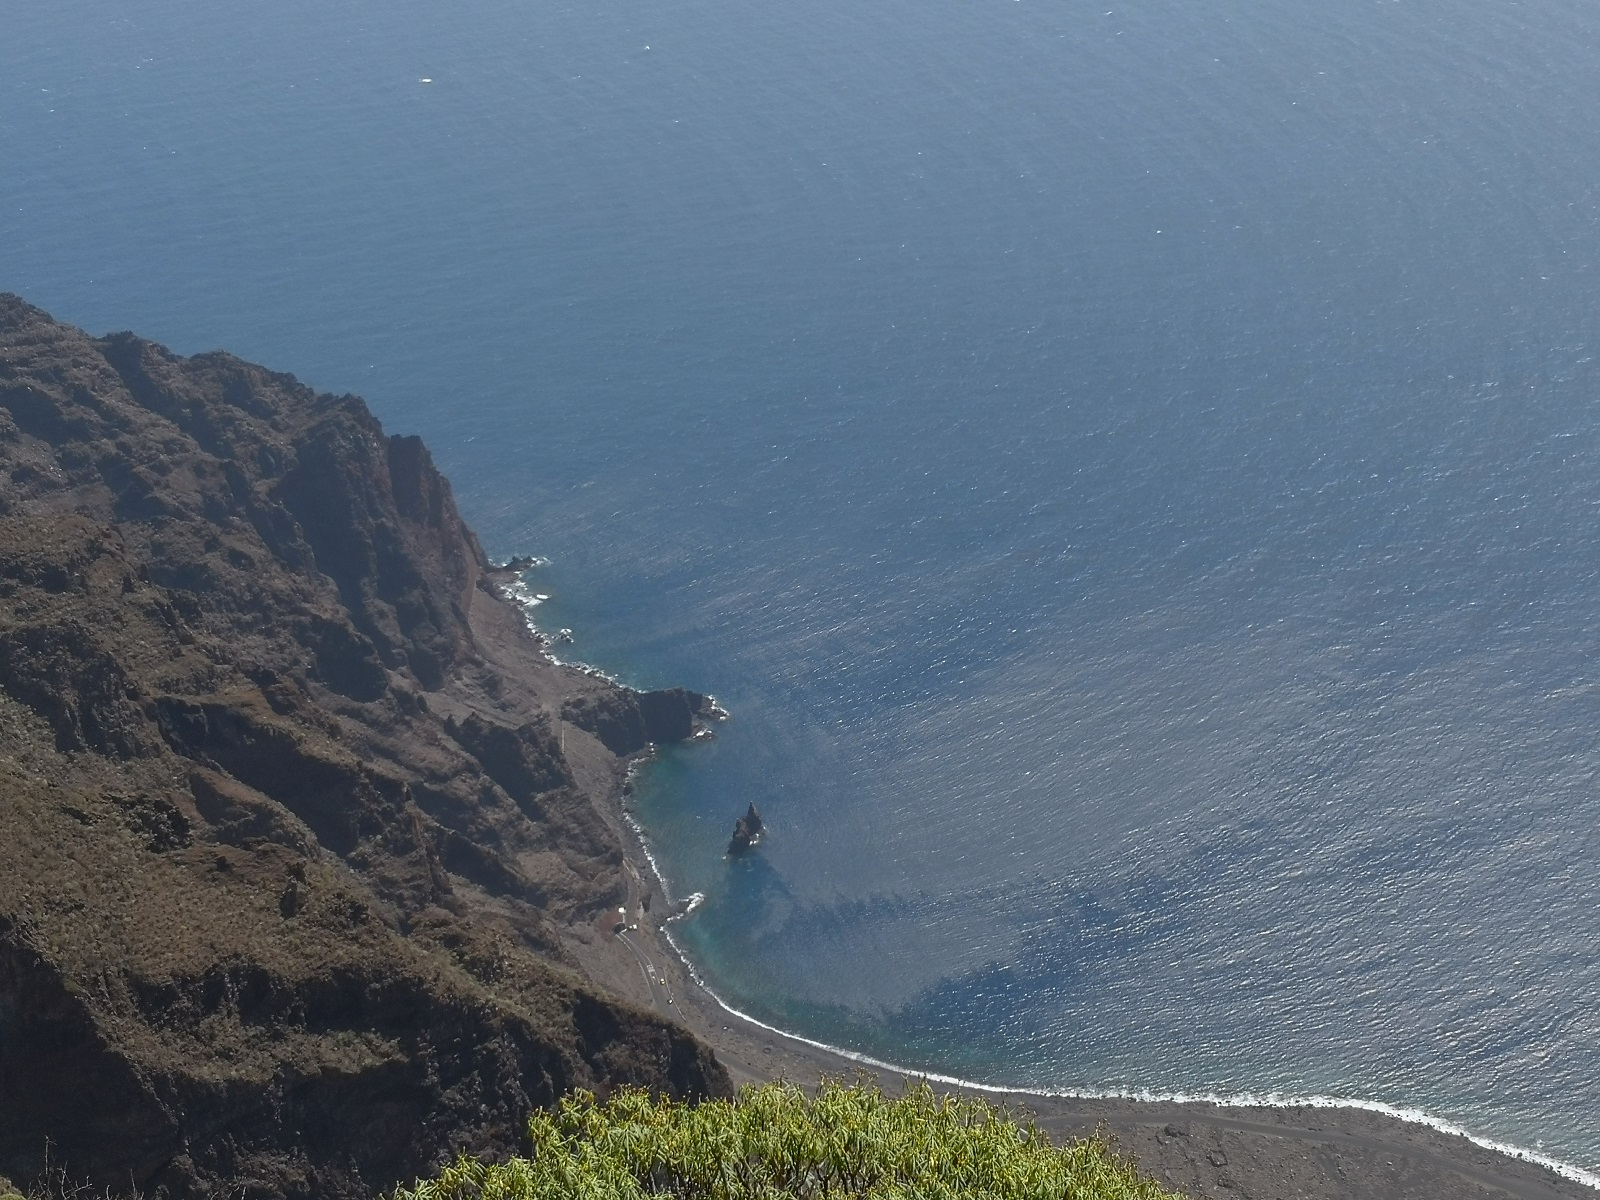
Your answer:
[727,803,764,854]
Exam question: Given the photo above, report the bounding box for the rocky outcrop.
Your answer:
[0,620,151,756]
[561,686,715,756]
[638,687,714,744]
[727,803,765,855]
[0,296,729,1199]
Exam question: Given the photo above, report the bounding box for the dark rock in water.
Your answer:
[638,686,701,743]
[562,685,717,756]
[0,296,729,1200]
[728,803,765,855]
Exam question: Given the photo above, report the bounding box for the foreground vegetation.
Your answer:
[392,1080,1184,1200]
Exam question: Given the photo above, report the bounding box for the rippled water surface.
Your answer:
[6,0,1600,1172]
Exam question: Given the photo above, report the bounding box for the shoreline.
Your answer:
[653,879,1599,1200]
[505,577,1599,1200]
[636,815,1598,1200]
[659,923,1600,1194]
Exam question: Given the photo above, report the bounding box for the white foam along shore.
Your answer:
[500,562,714,917]
[658,924,1600,1192]
[499,566,626,683]
[499,557,1600,1194]
[629,798,1600,1193]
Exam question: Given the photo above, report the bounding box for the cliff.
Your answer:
[0,296,730,1199]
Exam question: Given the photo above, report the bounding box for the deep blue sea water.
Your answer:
[7,0,1600,1176]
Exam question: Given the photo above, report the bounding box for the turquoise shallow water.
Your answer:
[6,0,1600,1173]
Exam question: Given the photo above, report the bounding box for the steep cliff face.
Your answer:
[0,297,729,1199]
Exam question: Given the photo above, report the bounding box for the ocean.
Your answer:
[5,0,1600,1176]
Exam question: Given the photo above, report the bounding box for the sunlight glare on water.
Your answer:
[5,0,1600,1172]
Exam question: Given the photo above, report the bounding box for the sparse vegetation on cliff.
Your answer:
[392,1080,1184,1200]
[0,296,727,1200]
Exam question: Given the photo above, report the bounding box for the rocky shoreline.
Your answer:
[0,294,1589,1200]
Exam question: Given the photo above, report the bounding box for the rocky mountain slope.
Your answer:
[0,296,730,1199]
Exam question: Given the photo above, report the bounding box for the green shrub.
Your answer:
[391,1079,1185,1200]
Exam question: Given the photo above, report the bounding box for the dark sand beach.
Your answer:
[563,799,1596,1200]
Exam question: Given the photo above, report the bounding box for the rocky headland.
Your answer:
[0,296,727,1198]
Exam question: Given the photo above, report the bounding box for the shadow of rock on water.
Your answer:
[709,842,793,935]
